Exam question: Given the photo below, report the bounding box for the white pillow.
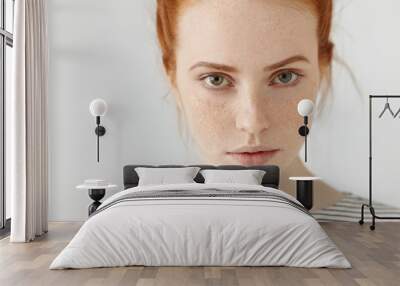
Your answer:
[200,169,266,185]
[135,167,201,186]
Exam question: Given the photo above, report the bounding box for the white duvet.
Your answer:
[50,183,351,269]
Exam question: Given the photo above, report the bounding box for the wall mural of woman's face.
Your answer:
[172,0,321,168]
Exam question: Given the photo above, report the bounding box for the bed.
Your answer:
[50,165,350,269]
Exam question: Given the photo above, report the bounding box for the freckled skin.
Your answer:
[174,0,318,167]
[169,0,343,208]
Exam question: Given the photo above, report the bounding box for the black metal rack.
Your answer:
[359,95,400,230]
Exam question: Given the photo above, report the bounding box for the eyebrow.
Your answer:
[189,62,238,73]
[189,55,310,73]
[264,55,310,71]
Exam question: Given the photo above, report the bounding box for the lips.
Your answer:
[226,149,280,166]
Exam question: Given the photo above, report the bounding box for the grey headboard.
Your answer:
[123,165,280,189]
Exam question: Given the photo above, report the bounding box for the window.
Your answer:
[0,0,14,233]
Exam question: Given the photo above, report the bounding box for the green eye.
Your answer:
[272,71,300,85]
[203,75,231,89]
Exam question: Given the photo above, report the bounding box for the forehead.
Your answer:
[176,0,319,67]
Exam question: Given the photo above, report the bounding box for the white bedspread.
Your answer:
[50,183,351,269]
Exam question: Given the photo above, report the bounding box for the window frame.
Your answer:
[0,0,14,233]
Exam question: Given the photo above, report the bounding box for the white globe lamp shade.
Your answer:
[297,99,314,117]
[89,99,108,117]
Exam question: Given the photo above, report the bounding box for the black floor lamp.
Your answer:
[359,95,400,230]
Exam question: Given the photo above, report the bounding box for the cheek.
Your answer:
[264,84,318,161]
[179,88,235,150]
[266,89,306,130]
[266,96,302,147]
[278,103,304,154]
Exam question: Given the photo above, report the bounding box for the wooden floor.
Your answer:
[0,222,399,286]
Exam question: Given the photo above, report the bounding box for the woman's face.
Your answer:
[172,0,321,168]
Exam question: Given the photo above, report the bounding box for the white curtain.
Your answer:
[8,0,49,242]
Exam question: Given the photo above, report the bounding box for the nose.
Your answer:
[235,87,270,139]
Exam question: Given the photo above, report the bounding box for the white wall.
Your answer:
[48,0,400,221]
[309,0,400,209]
[48,0,198,221]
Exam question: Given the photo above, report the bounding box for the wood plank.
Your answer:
[0,222,399,286]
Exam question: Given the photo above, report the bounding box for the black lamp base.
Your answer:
[88,189,106,216]
[296,180,313,210]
